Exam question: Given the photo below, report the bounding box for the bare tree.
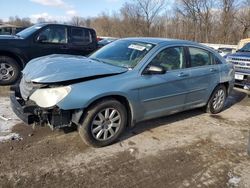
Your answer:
[8,16,32,27]
[135,0,166,36]
[37,17,46,23]
[87,0,245,43]
[176,0,214,42]
[236,0,250,38]
[120,2,145,36]
[219,0,237,43]
[70,16,85,27]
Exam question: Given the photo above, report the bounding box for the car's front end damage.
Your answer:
[10,79,73,129]
[10,54,128,130]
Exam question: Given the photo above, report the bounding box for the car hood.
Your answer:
[0,35,22,40]
[227,52,250,59]
[22,54,128,83]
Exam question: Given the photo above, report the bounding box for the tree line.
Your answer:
[1,0,250,44]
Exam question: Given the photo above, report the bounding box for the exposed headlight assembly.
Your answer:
[30,86,71,108]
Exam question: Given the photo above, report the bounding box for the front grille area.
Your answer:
[232,62,250,66]
[235,66,250,71]
[20,76,34,101]
[228,58,250,72]
[232,58,250,62]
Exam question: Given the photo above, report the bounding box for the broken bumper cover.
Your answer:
[10,91,73,128]
[10,92,38,124]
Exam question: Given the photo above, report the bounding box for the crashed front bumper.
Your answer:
[10,91,38,124]
[10,89,72,128]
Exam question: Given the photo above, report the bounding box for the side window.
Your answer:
[189,47,212,67]
[71,28,92,45]
[37,26,67,44]
[150,47,185,71]
[213,55,222,64]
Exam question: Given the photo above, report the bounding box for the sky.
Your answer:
[0,0,127,23]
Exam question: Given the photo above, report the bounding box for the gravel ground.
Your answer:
[0,87,249,188]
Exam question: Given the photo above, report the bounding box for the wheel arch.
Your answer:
[0,50,26,69]
[219,82,229,96]
[74,94,134,128]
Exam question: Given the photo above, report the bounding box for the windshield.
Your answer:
[90,40,155,68]
[239,43,250,52]
[16,24,44,38]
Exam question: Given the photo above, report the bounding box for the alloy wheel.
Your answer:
[0,63,15,81]
[91,108,121,141]
[212,89,225,111]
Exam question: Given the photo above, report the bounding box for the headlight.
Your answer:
[30,86,71,108]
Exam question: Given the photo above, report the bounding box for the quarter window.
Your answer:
[71,28,92,45]
[189,47,212,67]
[37,26,67,44]
[150,47,185,70]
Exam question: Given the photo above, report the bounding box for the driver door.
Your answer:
[138,46,190,120]
[29,25,69,59]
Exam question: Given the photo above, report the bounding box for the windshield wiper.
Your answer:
[90,57,105,63]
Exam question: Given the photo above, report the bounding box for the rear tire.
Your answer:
[205,85,227,114]
[79,99,127,147]
[0,56,21,85]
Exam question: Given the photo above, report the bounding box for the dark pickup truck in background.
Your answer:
[0,23,97,85]
[226,42,250,89]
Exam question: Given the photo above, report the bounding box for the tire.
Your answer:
[79,99,127,147]
[0,56,21,85]
[205,85,227,114]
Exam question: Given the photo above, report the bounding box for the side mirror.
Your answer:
[143,65,166,75]
[37,35,48,43]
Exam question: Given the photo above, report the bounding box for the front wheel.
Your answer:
[0,56,21,85]
[205,85,227,114]
[79,99,127,147]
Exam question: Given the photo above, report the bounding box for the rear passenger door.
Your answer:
[68,27,97,56]
[184,47,220,109]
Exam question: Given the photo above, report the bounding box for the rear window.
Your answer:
[189,47,212,67]
[71,28,93,45]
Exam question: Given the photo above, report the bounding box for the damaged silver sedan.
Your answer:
[10,38,235,147]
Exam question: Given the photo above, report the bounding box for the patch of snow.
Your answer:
[0,133,22,142]
[228,176,241,187]
[0,97,21,142]
[227,171,241,187]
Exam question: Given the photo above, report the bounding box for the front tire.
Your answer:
[0,56,21,85]
[79,99,127,147]
[205,85,227,114]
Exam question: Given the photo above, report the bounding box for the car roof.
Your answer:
[122,37,200,46]
[33,23,94,30]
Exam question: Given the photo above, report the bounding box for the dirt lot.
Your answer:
[0,87,249,188]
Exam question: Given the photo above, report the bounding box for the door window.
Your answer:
[189,47,212,67]
[37,26,67,44]
[213,55,222,64]
[71,28,92,45]
[150,47,185,71]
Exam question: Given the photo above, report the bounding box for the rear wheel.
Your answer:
[0,56,21,85]
[205,85,227,114]
[79,99,127,147]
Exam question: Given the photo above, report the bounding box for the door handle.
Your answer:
[178,72,189,77]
